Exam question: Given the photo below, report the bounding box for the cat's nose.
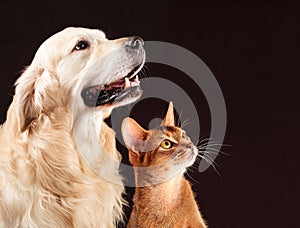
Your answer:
[186,143,194,149]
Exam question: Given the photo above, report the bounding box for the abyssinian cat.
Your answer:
[121,102,207,228]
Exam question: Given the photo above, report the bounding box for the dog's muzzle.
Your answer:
[81,75,142,107]
[81,36,145,108]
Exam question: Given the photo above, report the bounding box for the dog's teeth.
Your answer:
[125,77,130,88]
[134,75,139,82]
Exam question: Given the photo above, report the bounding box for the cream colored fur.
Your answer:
[0,27,143,227]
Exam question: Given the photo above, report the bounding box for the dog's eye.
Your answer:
[74,40,89,51]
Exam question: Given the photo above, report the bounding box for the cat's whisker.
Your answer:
[188,165,197,173]
[197,138,231,159]
[197,141,223,148]
[197,136,232,149]
[203,143,230,148]
[208,149,229,156]
[197,135,216,145]
[180,118,191,129]
[198,147,229,156]
[196,141,215,149]
[195,158,201,167]
[178,109,184,126]
[177,110,192,129]
[202,152,220,166]
[184,119,191,128]
[185,169,199,184]
[197,142,220,148]
[206,150,226,156]
[198,137,214,143]
[205,155,221,170]
[197,137,231,147]
[200,151,219,155]
[198,152,222,177]
[197,144,210,149]
[200,155,221,177]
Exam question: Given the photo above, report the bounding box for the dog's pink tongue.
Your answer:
[109,79,125,88]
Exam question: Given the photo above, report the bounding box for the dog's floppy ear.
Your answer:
[15,67,44,132]
[15,66,58,132]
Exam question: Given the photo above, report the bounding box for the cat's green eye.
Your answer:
[160,140,173,149]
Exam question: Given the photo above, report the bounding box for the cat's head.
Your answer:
[121,102,198,181]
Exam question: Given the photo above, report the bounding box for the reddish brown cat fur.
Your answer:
[122,102,207,228]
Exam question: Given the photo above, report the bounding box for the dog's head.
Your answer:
[15,27,145,132]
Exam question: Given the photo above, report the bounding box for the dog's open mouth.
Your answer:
[81,67,143,107]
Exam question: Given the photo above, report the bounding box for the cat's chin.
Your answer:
[185,149,198,168]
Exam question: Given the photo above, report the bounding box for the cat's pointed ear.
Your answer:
[161,101,175,127]
[121,117,148,149]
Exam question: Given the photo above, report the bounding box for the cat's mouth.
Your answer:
[173,147,197,167]
[81,67,143,107]
[185,148,198,166]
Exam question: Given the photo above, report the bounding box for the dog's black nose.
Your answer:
[125,36,144,50]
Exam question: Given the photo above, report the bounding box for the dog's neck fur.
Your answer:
[73,110,122,184]
[73,111,104,166]
[0,102,124,227]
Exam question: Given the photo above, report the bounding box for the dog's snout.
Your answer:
[125,36,144,50]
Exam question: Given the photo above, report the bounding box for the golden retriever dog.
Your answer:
[0,27,145,227]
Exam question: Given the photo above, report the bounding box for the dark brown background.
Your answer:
[0,1,299,227]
